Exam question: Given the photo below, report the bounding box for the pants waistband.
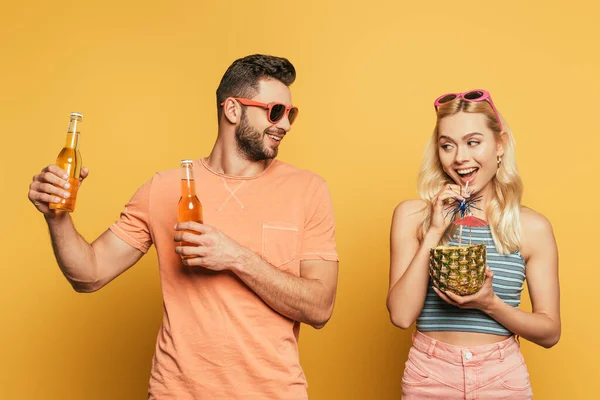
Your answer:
[411,330,520,365]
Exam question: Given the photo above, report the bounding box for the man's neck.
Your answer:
[206,140,273,177]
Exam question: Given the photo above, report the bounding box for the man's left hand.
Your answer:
[174,222,245,271]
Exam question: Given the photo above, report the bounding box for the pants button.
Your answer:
[465,351,473,360]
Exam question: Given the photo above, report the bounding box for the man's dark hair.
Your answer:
[216,54,296,122]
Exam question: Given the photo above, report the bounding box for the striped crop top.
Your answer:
[416,225,526,336]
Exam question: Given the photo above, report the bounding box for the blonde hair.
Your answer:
[418,98,523,254]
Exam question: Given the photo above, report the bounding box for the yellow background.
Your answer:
[1,1,598,398]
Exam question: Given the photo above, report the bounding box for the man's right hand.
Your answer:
[28,164,144,292]
[28,165,89,217]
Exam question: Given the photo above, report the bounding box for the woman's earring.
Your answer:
[497,155,502,167]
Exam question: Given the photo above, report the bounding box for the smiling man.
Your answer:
[28,54,339,399]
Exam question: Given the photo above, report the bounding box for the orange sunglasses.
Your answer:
[221,97,298,125]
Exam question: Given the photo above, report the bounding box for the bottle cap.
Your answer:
[181,159,193,164]
[70,112,83,118]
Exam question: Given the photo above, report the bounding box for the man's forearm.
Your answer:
[231,250,334,329]
[46,213,99,292]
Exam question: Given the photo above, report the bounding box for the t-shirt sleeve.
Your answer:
[299,180,338,262]
[108,178,153,253]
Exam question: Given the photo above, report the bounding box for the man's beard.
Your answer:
[235,113,279,162]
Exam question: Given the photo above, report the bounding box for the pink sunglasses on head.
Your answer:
[434,89,502,130]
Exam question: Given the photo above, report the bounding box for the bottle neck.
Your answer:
[64,132,80,149]
[65,119,81,149]
[181,178,196,197]
[181,164,196,197]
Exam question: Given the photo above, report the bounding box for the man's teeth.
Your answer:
[267,134,281,141]
[457,167,477,175]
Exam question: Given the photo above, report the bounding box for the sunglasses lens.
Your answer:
[438,94,457,104]
[464,91,485,100]
[288,107,298,124]
[269,104,286,123]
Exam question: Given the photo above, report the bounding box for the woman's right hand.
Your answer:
[28,165,89,217]
[429,183,469,236]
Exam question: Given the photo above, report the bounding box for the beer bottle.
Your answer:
[49,112,83,212]
[178,160,203,258]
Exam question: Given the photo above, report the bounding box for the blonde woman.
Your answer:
[387,90,560,399]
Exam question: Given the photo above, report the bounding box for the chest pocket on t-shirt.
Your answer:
[261,222,298,268]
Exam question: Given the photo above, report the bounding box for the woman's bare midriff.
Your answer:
[422,330,512,346]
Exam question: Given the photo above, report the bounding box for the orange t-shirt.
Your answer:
[109,158,338,399]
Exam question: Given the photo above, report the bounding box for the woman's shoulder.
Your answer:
[520,206,554,234]
[391,199,428,241]
[519,206,556,258]
[393,199,428,219]
[392,199,428,231]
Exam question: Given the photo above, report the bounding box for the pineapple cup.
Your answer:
[429,243,487,296]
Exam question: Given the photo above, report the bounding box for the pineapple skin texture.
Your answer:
[429,244,487,296]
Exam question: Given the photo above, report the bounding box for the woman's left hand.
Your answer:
[433,266,498,313]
